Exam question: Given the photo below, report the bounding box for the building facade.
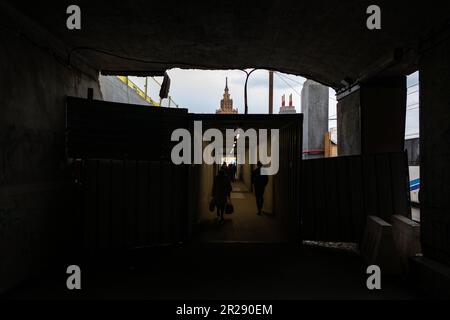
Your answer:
[216,77,238,114]
[279,93,297,114]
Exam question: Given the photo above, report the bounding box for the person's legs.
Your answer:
[217,203,225,219]
[259,189,264,212]
[255,190,263,215]
[219,205,225,221]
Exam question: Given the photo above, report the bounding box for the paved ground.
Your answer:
[3,181,424,300]
[5,243,423,300]
[194,181,287,243]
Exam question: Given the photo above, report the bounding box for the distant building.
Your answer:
[279,94,297,114]
[324,128,338,157]
[216,77,238,114]
[301,79,329,159]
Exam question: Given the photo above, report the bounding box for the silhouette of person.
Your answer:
[232,163,237,181]
[227,163,235,182]
[221,162,229,178]
[212,167,232,221]
[251,161,268,215]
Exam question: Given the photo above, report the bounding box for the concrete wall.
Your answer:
[360,76,406,154]
[99,76,152,106]
[0,14,102,292]
[264,176,274,215]
[196,164,215,221]
[405,138,420,166]
[337,91,361,156]
[301,80,329,159]
[419,36,450,265]
[337,77,406,156]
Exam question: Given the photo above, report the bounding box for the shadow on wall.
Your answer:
[0,15,102,292]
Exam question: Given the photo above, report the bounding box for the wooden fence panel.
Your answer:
[82,159,187,250]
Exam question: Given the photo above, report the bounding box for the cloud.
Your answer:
[159,68,308,114]
[128,69,338,129]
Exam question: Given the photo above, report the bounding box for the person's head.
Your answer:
[257,161,263,168]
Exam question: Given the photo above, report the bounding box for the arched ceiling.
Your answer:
[5,0,450,89]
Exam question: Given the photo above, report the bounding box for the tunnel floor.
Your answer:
[193,181,287,243]
[5,243,423,300]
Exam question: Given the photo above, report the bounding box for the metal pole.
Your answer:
[269,71,274,114]
[243,68,258,114]
[244,79,248,114]
[144,76,148,101]
[126,76,129,103]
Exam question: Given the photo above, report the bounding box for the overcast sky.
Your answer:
[130,69,338,129]
[128,69,419,136]
[406,71,419,139]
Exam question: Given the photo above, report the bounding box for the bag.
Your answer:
[225,202,234,214]
[209,198,216,212]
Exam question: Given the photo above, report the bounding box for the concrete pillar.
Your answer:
[360,77,407,154]
[337,76,406,155]
[301,80,329,159]
[337,90,361,156]
[419,37,450,266]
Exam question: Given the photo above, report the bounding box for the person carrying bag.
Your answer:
[211,165,232,221]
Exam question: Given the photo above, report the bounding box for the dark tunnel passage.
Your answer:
[1,0,450,300]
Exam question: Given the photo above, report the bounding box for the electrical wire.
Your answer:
[0,23,90,76]
[276,72,305,86]
[274,72,302,97]
[407,89,419,95]
[2,23,427,113]
[69,46,221,70]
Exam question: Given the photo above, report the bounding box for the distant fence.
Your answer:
[116,76,160,106]
[301,152,410,242]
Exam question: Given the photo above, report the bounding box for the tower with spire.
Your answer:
[216,77,238,114]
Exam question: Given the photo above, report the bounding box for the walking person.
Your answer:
[212,167,232,221]
[252,161,268,216]
[232,163,237,182]
[221,162,229,179]
[228,163,235,182]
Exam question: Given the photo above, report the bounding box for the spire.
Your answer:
[216,76,238,114]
